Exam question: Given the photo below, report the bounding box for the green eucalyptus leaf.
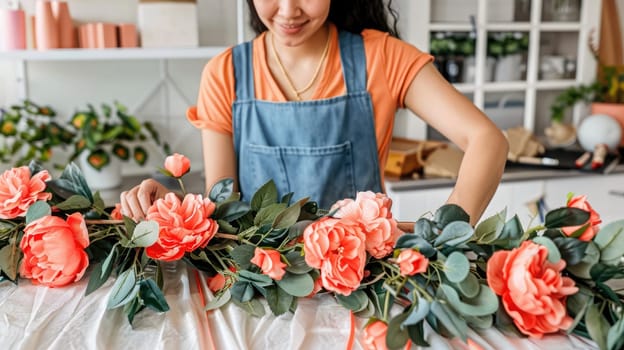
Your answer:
[0,244,20,281]
[395,235,436,258]
[452,272,480,298]
[272,200,305,230]
[544,207,590,228]
[265,285,294,316]
[552,237,589,266]
[402,296,430,328]
[139,278,170,312]
[464,314,493,329]
[85,248,116,295]
[492,214,523,247]
[287,220,313,241]
[440,284,498,317]
[607,317,624,350]
[205,290,232,311]
[216,201,251,222]
[251,180,278,211]
[413,218,436,241]
[209,178,234,203]
[566,292,592,334]
[55,195,91,211]
[107,268,138,309]
[238,270,274,288]
[123,296,143,326]
[434,204,470,228]
[590,263,624,283]
[585,303,609,350]
[593,220,624,264]
[430,300,468,341]
[129,220,159,248]
[230,281,255,303]
[276,272,314,297]
[444,252,470,283]
[230,244,256,270]
[474,209,506,244]
[284,250,313,274]
[336,290,369,312]
[254,203,287,226]
[406,321,430,347]
[434,221,474,247]
[59,162,93,202]
[532,236,561,263]
[25,201,51,224]
[567,242,600,279]
[387,311,410,350]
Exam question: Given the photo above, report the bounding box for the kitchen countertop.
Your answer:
[386,163,624,192]
[97,163,624,205]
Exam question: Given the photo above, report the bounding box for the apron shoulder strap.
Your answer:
[232,41,254,101]
[338,31,367,93]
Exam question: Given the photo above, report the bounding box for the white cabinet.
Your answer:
[387,180,546,226]
[393,0,602,141]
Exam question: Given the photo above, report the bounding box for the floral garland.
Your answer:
[0,154,623,350]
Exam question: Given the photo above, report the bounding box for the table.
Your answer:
[0,262,598,350]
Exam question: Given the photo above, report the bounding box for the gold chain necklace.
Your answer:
[270,30,330,101]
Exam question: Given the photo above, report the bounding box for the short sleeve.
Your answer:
[186,48,236,135]
[369,32,433,108]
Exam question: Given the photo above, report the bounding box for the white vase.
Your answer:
[79,151,122,190]
[494,54,523,82]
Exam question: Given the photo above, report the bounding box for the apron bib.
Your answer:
[232,31,382,209]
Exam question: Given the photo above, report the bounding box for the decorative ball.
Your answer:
[577,114,622,152]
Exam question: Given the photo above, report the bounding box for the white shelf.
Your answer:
[429,23,473,32]
[0,47,228,61]
[482,81,529,92]
[484,23,532,31]
[538,22,582,31]
[535,79,579,90]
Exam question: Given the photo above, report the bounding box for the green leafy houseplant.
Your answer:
[550,37,624,122]
[68,102,169,170]
[0,100,74,168]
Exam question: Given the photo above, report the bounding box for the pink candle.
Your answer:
[0,9,27,51]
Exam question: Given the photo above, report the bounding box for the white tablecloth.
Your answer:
[0,262,598,350]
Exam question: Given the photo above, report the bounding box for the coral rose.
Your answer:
[250,248,287,280]
[362,320,389,350]
[0,166,52,219]
[146,193,218,261]
[487,241,578,338]
[110,203,123,220]
[164,153,191,178]
[331,192,402,259]
[396,249,429,276]
[303,217,366,296]
[19,213,90,287]
[561,195,602,241]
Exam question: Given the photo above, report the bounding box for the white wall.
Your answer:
[0,0,240,174]
[1,0,624,174]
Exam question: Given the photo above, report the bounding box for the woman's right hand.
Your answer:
[120,179,170,220]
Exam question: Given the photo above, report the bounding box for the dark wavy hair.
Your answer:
[245,0,400,38]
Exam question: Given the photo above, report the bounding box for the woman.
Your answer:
[121,0,508,225]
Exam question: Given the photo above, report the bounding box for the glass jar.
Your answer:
[551,0,580,22]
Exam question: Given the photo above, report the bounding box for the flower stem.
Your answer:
[177,178,187,196]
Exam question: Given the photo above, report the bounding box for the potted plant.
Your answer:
[68,101,169,189]
[549,36,624,147]
[0,100,74,170]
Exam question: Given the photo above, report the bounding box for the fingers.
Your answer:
[120,179,167,221]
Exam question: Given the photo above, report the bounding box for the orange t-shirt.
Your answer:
[187,24,433,182]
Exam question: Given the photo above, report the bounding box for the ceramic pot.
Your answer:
[51,1,75,48]
[34,0,59,50]
[591,102,624,146]
[79,151,123,190]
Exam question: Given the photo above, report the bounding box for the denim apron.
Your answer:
[232,31,382,209]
